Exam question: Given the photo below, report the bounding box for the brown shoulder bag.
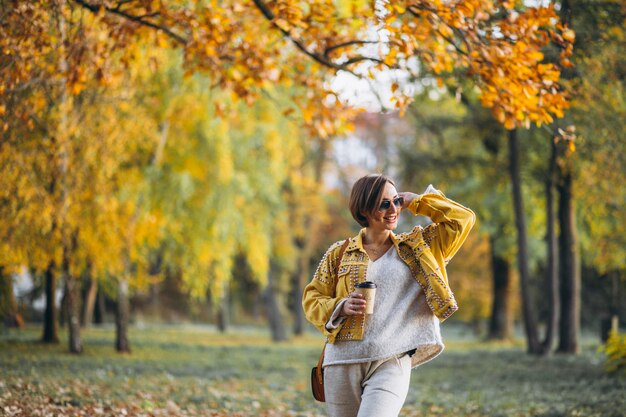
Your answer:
[310,239,349,402]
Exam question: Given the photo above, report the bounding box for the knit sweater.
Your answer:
[324,247,444,368]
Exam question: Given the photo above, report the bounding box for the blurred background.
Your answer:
[1,1,624,416]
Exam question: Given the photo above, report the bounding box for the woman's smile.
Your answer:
[383,214,397,224]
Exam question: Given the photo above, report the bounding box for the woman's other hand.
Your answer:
[341,293,367,316]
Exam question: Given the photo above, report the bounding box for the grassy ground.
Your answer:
[0,325,624,417]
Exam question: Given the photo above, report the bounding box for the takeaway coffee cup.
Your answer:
[355,281,377,314]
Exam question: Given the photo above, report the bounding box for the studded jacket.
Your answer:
[302,189,475,344]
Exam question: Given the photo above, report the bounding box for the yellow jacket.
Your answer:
[302,190,475,343]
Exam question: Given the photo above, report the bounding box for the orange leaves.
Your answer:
[562,28,576,43]
[374,0,573,128]
[2,0,575,148]
[384,48,399,67]
[471,31,567,129]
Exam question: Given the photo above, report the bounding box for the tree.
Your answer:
[0,5,163,351]
[565,0,625,343]
[3,0,573,136]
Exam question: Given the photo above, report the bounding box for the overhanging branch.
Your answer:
[251,0,344,71]
[72,0,187,44]
[252,0,394,74]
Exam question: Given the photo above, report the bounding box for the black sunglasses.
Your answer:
[378,197,404,211]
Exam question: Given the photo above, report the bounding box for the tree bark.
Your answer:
[64,278,83,353]
[0,267,15,315]
[94,283,106,325]
[553,0,579,357]
[487,236,513,340]
[291,269,303,335]
[556,166,580,354]
[216,293,229,333]
[291,241,310,335]
[42,261,60,343]
[62,238,82,354]
[540,136,560,355]
[291,140,327,335]
[507,129,541,353]
[263,263,287,342]
[81,276,97,327]
[609,271,620,335]
[115,278,131,352]
[0,267,21,328]
[611,271,620,329]
[59,287,68,328]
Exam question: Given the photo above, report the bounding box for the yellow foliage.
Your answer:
[602,330,626,375]
[1,0,575,308]
[242,215,270,286]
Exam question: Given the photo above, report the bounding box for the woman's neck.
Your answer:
[363,228,391,246]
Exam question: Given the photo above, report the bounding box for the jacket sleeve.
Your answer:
[302,242,345,339]
[408,187,476,263]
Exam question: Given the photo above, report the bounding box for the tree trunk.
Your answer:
[557,166,580,354]
[59,287,68,328]
[81,277,97,327]
[554,0,579,357]
[146,251,163,319]
[291,141,327,335]
[216,293,229,333]
[291,243,310,335]
[0,267,15,316]
[146,282,160,319]
[62,239,82,353]
[0,267,22,329]
[609,271,620,335]
[291,269,304,335]
[541,136,560,355]
[507,129,541,353]
[263,263,287,342]
[42,261,60,343]
[94,283,106,325]
[487,236,513,340]
[115,278,131,353]
[64,279,83,353]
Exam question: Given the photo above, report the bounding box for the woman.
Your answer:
[302,174,475,417]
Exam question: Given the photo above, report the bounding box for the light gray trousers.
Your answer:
[323,353,412,417]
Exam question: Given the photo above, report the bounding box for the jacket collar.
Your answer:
[345,228,413,254]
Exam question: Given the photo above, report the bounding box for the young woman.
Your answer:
[303,174,475,417]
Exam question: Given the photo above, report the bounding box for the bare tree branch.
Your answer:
[71,0,187,44]
[323,40,380,57]
[343,56,387,67]
[251,0,346,71]
[251,0,393,74]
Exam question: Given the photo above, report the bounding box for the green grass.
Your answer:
[0,325,624,417]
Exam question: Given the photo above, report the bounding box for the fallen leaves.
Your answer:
[0,379,326,417]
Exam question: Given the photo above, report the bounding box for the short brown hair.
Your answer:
[349,174,396,227]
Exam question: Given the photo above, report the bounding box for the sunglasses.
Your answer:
[378,197,404,211]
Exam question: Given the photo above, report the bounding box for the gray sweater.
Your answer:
[324,247,444,368]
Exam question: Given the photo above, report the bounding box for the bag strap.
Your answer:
[315,344,326,383]
[316,238,350,381]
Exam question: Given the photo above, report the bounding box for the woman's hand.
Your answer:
[398,192,419,209]
[341,293,367,316]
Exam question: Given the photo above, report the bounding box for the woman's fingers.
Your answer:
[343,293,366,315]
[399,191,418,208]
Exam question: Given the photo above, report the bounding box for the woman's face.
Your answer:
[365,181,401,231]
